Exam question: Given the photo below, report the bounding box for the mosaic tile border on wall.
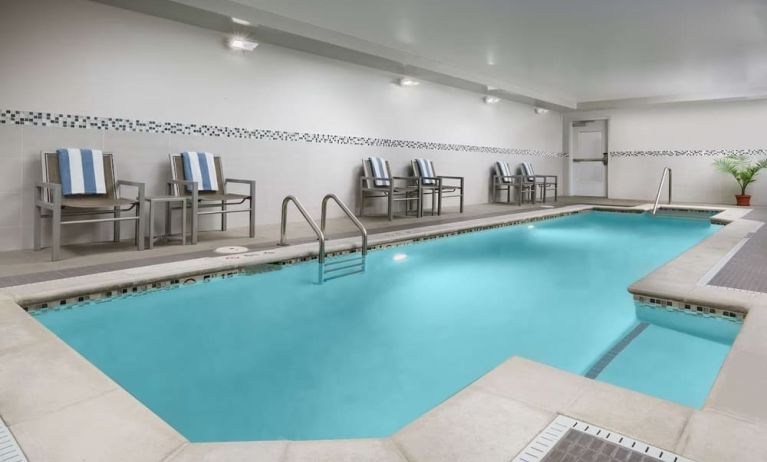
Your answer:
[0,108,564,157]
[610,149,767,157]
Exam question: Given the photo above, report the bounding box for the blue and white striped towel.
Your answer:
[414,158,436,185]
[496,161,512,183]
[182,152,219,191]
[56,148,107,195]
[368,157,391,187]
[520,162,535,178]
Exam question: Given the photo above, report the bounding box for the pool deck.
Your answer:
[1,200,766,462]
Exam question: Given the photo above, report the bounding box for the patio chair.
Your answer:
[411,158,464,215]
[359,157,422,220]
[34,149,145,261]
[168,152,255,244]
[492,161,536,205]
[520,162,558,202]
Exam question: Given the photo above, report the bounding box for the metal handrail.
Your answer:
[651,167,672,215]
[321,194,368,257]
[279,196,325,265]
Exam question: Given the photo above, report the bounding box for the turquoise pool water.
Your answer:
[33,211,739,441]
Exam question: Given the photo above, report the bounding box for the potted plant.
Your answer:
[714,154,767,206]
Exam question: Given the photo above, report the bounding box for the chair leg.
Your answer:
[358,190,364,217]
[459,188,464,213]
[387,193,393,221]
[431,190,436,216]
[221,200,227,232]
[192,202,199,245]
[249,198,255,238]
[113,206,121,243]
[33,205,42,251]
[51,204,61,261]
[136,202,145,251]
[437,189,443,215]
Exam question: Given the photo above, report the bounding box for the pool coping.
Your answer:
[1,203,767,462]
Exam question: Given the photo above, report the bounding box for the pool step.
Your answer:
[585,323,649,379]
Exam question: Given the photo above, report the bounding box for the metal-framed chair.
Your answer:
[34,151,145,261]
[520,162,558,203]
[358,157,422,220]
[168,153,255,244]
[411,158,464,215]
[492,161,536,205]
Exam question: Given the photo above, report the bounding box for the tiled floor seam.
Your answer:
[383,438,413,462]
[6,386,119,429]
[160,442,189,462]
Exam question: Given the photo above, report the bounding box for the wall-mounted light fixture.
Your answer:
[534,107,550,115]
[398,77,420,87]
[231,17,251,26]
[484,96,501,104]
[228,36,258,51]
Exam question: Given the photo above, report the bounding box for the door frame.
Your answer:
[566,117,610,197]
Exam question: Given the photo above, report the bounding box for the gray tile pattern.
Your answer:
[0,109,564,157]
[585,323,649,379]
[709,207,767,293]
[611,149,767,158]
[541,429,663,462]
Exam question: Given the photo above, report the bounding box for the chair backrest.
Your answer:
[169,153,225,196]
[412,158,437,185]
[362,157,391,188]
[42,151,117,202]
[520,162,535,177]
[495,161,513,184]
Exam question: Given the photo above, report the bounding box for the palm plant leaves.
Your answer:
[714,155,767,195]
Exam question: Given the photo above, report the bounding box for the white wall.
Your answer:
[0,0,564,251]
[567,101,767,205]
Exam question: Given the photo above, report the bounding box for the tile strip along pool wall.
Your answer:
[585,323,649,379]
[31,211,737,441]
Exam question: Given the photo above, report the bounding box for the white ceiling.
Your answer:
[228,0,767,105]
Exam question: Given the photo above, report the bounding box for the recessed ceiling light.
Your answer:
[393,253,408,261]
[484,96,501,104]
[398,77,420,87]
[228,36,258,51]
[534,107,550,115]
[231,17,251,26]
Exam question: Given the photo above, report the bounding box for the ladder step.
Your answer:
[324,255,365,267]
[324,261,365,274]
[323,267,365,282]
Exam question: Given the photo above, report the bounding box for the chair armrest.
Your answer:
[224,178,256,197]
[117,180,145,202]
[167,179,198,199]
[34,182,61,208]
[225,178,255,185]
[438,175,464,189]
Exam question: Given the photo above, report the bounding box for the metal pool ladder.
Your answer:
[278,194,367,284]
[651,167,672,215]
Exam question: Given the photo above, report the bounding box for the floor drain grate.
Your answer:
[512,415,693,462]
[0,417,28,462]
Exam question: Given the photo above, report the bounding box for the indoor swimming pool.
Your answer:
[32,211,740,442]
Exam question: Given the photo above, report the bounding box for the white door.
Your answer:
[572,120,607,197]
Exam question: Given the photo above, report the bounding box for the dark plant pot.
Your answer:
[735,194,751,206]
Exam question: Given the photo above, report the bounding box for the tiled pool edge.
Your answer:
[1,204,767,462]
[6,205,596,309]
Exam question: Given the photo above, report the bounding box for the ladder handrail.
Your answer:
[321,194,368,257]
[652,167,672,215]
[279,195,325,264]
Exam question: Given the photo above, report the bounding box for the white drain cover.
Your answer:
[214,246,249,254]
